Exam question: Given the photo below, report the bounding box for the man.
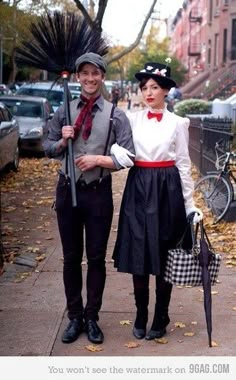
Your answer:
[43,52,135,344]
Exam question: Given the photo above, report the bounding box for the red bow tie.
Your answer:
[147,111,163,122]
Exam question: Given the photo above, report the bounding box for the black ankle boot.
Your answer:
[133,310,148,339]
[133,288,149,339]
[145,315,170,340]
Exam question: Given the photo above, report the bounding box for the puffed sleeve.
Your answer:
[175,117,195,211]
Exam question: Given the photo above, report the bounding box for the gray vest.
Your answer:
[62,98,114,183]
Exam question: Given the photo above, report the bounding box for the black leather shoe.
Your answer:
[133,326,146,339]
[61,318,84,344]
[86,320,104,344]
[145,327,166,340]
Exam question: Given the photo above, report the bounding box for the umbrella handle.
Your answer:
[63,75,77,207]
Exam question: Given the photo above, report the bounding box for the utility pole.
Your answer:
[0,27,13,84]
[0,28,3,83]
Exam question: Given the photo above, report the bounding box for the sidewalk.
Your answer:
[0,168,236,359]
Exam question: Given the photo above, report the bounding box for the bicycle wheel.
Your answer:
[194,174,233,223]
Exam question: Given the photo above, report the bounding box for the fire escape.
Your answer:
[188,8,202,73]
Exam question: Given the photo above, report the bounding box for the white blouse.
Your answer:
[127,108,195,210]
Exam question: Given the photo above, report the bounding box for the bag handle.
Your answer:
[176,216,214,253]
[176,213,195,248]
[196,220,214,252]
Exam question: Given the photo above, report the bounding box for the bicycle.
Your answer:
[194,140,236,224]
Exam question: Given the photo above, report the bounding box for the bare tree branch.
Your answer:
[95,0,109,29]
[73,0,158,63]
[107,0,158,64]
[73,0,94,27]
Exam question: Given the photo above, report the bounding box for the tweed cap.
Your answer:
[75,52,107,73]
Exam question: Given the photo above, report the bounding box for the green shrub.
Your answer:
[174,99,211,117]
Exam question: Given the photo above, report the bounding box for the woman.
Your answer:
[112,61,203,340]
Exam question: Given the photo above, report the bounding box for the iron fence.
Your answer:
[188,116,234,174]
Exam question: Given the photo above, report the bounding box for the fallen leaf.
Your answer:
[211,341,219,347]
[174,322,186,328]
[177,339,184,343]
[120,320,132,325]
[35,254,46,261]
[154,337,168,344]
[211,290,219,295]
[124,341,140,348]
[191,321,198,325]
[232,307,236,311]
[4,206,17,212]
[85,344,103,352]
[183,332,195,337]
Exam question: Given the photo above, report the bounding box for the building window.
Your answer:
[223,29,227,63]
[231,19,236,60]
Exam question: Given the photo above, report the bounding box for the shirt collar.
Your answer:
[77,94,104,111]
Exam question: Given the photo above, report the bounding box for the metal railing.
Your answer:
[188,116,234,174]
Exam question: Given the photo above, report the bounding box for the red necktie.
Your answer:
[147,110,163,122]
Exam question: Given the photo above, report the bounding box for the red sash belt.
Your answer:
[134,160,175,168]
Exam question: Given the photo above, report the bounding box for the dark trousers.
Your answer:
[56,174,113,321]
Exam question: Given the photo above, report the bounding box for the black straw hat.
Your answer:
[135,62,176,89]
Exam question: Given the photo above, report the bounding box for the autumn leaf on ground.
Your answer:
[191,321,198,325]
[174,322,186,328]
[35,254,46,261]
[120,320,132,325]
[154,337,168,344]
[211,341,219,347]
[183,332,195,337]
[124,341,140,348]
[232,307,236,311]
[4,206,17,212]
[27,246,40,253]
[85,344,103,352]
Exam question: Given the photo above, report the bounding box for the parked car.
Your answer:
[0,102,20,172]
[68,82,81,100]
[0,95,54,153]
[15,81,65,112]
[0,84,12,95]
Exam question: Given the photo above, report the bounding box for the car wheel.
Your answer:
[11,144,20,171]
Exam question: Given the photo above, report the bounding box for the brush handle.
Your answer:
[63,76,77,207]
[67,138,77,207]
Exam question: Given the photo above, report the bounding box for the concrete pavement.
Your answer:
[0,169,236,359]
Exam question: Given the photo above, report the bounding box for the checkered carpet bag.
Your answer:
[164,220,221,286]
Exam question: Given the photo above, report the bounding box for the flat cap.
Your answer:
[75,52,107,73]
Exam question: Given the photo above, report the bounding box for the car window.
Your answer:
[17,88,64,108]
[1,100,43,118]
[0,104,12,122]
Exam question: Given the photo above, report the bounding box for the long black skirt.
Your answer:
[113,165,192,276]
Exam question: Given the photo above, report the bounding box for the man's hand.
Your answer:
[61,125,75,146]
[75,155,98,172]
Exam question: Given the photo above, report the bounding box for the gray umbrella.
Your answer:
[198,221,213,347]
